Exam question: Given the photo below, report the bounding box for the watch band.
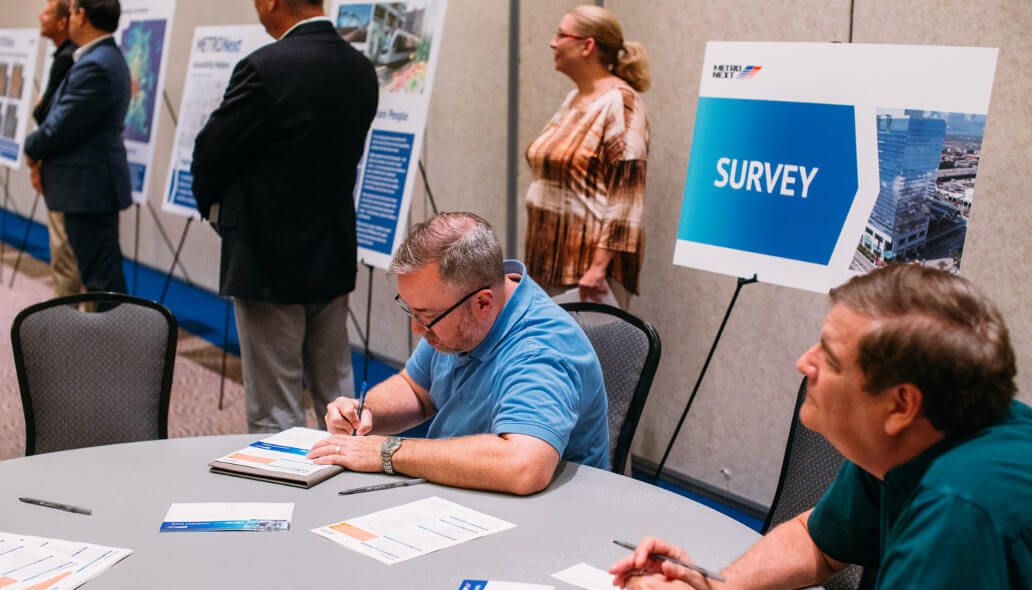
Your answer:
[381,437,402,475]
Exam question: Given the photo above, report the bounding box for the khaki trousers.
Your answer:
[47,211,83,298]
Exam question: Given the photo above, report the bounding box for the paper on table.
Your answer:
[214,427,334,477]
[160,502,294,532]
[458,581,554,590]
[551,562,615,590]
[312,496,516,565]
[0,532,132,590]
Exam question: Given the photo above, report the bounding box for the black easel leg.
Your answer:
[1,170,9,284]
[362,263,374,386]
[418,160,439,216]
[159,218,192,304]
[652,274,759,484]
[147,200,194,286]
[219,297,231,410]
[8,192,41,288]
[133,204,140,295]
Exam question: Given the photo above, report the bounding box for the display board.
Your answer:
[333,0,448,269]
[116,0,175,204]
[0,29,40,170]
[674,43,998,292]
[161,25,274,219]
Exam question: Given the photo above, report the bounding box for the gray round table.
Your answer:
[0,435,760,589]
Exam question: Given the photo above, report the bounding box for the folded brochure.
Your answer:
[209,427,342,488]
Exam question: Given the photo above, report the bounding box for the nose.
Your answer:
[795,343,818,378]
[410,317,428,337]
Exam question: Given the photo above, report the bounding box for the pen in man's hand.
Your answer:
[352,380,368,436]
[338,478,426,495]
[612,539,726,583]
[19,497,92,516]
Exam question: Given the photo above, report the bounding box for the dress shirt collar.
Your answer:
[279,16,333,40]
[72,33,113,62]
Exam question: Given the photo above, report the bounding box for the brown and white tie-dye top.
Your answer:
[524,82,648,294]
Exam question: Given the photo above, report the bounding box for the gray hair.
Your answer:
[389,212,505,292]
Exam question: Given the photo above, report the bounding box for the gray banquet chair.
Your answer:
[560,302,661,475]
[764,377,876,590]
[12,292,177,455]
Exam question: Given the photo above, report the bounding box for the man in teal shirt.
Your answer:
[610,264,1032,589]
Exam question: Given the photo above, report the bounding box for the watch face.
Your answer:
[382,437,401,455]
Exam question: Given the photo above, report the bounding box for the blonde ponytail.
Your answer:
[614,40,650,92]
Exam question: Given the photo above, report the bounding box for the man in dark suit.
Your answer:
[192,0,378,433]
[32,0,83,298]
[24,0,131,303]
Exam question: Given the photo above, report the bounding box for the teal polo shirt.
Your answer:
[405,260,610,469]
[808,400,1032,589]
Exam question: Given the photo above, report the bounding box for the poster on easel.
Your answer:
[674,42,998,293]
[115,0,175,204]
[162,25,274,219]
[0,29,40,170]
[332,0,448,269]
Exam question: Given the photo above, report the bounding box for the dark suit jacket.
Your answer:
[192,20,378,303]
[33,39,78,125]
[24,37,132,214]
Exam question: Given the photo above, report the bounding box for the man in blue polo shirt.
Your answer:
[610,264,1032,589]
[309,212,608,495]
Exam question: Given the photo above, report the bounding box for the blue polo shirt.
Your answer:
[405,260,609,469]
[808,400,1032,589]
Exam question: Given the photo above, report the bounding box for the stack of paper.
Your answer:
[0,532,131,590]
[312,496,515,565]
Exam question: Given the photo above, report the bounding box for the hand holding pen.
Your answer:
[610,538,726,587]
[324,389,373,436]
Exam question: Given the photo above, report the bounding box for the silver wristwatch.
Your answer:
[381,437,403,474]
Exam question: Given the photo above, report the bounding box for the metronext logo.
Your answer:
[712,64,763,80]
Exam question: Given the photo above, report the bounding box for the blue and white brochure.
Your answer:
[160,503,294,532]
[214,427,334,478]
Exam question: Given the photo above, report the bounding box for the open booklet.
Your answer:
[209,427,343,488]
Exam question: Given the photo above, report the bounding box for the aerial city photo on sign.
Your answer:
[850,108,987,274]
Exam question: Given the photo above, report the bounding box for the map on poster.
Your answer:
[674,43,998,293]
[0,29,40,170]
[116,0,175,204]
[162,25,274,219]
[332,0,448,269]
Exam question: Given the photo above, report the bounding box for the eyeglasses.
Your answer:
[394,286,490,331]
[553,30,589,42]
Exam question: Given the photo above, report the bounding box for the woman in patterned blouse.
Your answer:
[525,5,650,308]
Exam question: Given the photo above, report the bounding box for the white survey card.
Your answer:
[312,496,516,564]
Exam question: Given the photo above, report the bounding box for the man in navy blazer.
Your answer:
[192,0,378,432]
[25,0,131,301]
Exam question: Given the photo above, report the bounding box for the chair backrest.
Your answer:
[560,302,661,475]
[765,377,873,590]
[12,292,177,455]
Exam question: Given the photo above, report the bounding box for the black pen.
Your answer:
[612,539,726,583]
[338,478,427,495]
[19,497,92,516]
[352,380,368,436]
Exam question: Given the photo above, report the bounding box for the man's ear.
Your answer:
[473,288,495,316]
[884,383,924,436]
